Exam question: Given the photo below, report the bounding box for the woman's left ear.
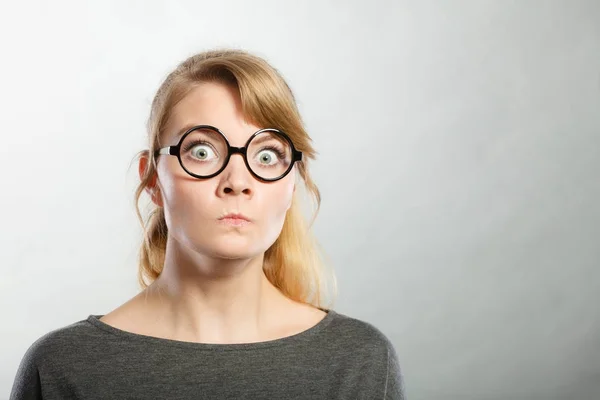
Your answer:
[287,184,295,211]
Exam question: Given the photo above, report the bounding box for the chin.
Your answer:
[197,236,264,260]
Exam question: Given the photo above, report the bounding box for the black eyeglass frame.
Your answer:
[154,125,303,182]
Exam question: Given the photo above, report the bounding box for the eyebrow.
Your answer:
[171,123,208,140]
[250,133,282,146]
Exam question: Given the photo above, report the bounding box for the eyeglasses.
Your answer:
[154,125,303,182]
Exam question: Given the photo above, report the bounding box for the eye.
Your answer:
[192,145,214,160]
[257,149,279,165]
[182,140,219,162]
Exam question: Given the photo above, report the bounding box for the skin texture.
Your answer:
[100,82,325,344]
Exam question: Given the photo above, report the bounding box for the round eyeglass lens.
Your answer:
[246,130,293,180]
[180,128,228,177]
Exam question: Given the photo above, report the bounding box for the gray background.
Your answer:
[1,1,599,399]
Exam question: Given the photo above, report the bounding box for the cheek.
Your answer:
[263,179,295,225]
[158,168,216,237]
[159,159,212,206]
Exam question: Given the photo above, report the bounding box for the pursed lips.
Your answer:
[217,211,252,226]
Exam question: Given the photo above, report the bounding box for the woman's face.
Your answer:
[149,82,296,260]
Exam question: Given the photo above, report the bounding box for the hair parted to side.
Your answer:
[131,49,337,309]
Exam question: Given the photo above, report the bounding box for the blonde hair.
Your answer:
[131,49,337,309]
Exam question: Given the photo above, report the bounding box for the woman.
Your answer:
[10,49,405,399]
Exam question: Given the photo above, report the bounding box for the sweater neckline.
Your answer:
[85,308,337,351]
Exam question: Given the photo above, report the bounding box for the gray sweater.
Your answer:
[10,309,405,399]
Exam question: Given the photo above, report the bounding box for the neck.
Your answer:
[144,237,291,344]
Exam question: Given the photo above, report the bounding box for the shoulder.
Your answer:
[326,310,406,397]
[323,309,401,368]
[17,317,100,368]
[11,317,101,397]
[328,309,397,350]
[321,310,406,397]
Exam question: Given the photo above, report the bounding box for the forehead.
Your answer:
[163,82,260,144]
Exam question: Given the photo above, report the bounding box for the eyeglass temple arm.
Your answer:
[155,146,176,156]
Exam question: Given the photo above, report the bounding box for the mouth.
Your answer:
[217,212,252,227]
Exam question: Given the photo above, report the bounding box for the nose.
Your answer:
[217,152,253,197]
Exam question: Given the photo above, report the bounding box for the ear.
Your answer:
[139,151,163,207]
[286,183,295,212]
